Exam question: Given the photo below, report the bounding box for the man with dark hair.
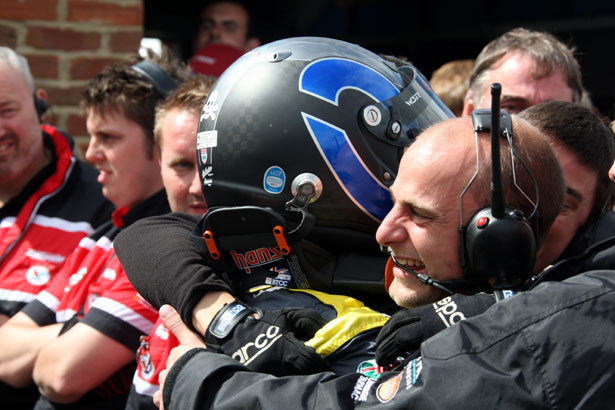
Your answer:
[462,27,584,115]
[520,101,615,269]
[0,53,191,409]
[193,1,260,53]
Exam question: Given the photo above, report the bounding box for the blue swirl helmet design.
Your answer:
[197,36,453,235]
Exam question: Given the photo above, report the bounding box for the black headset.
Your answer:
[459,83,538,291]
[34,94,48,120]
[130,61,177,97]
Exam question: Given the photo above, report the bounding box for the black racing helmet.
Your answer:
[196,37,454,235]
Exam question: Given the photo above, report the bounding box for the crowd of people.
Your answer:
[1,1,614,409]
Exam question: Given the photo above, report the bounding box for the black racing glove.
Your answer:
[204,301,330,376]
[376,293,496,366]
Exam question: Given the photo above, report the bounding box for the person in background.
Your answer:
[462,27,584,115]
[192,1,260,54]
[429,59,474,116]
[0,48,113,327]
[127,74,214,410]
[188,43,245,77]
[0,44,114,410]
[0,52,190,410]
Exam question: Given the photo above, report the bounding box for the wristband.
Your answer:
[207,300,259,339]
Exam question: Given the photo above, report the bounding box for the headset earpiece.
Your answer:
[130,61,177,98]
[34,94,48,120]
[460,85,538,291]
[463,206,536,290]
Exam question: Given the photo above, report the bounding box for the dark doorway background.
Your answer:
[144,0,615,118]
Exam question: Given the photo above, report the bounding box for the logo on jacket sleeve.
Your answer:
[351,375,377,402]
[25,265,51,286]
[432,297,466,327]
[356,359,388,379]
[376,372,402,403]
[404,357,423,390]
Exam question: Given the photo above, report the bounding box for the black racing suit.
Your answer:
[162,269,615,409]
[115,213,394,409]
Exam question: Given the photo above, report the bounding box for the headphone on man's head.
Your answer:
[459,83,538,291]
[34,94,48,120]
[130,61,177,98]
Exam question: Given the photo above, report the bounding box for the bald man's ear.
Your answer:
[245,37,261,52]
[461,89,476,117]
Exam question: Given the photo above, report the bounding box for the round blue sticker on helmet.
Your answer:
[263,166,286,194]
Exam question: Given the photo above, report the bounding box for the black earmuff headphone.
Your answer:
[34,94,48,120]
[459,83,538,291]
[130,61,177,97]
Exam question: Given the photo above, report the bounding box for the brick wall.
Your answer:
[0,0,144,158]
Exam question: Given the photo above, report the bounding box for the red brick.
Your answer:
[68,0,143,26]
[44,85,85,107]
[0,24,17,48]
[110,30,143,53]
[69,57,122,80]
[23,54,59,79]
[66,113,88,139]
[0,0,58,21]
[27,26,101,51]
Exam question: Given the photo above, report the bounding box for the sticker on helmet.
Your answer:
[197,130,218,149]
[263,166,286,194]
[201,90,219,121]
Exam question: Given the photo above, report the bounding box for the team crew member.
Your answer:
[127,75,213,410]
[154,114,601,410]
[373,101,615,366]
[462,27,584,116]
[0,53,190,409]
[0,48,113,324]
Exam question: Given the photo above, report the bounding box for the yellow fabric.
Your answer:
[288,289,389,357]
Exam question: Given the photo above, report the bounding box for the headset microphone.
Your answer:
[384,250,475,295]
[389,255,453,295]
[460,83,538,292]
[489,84,504,219]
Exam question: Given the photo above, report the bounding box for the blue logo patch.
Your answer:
[263,166,286,194]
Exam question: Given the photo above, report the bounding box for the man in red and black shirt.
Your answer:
[0,48,113,325]
[0,52,191,409]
